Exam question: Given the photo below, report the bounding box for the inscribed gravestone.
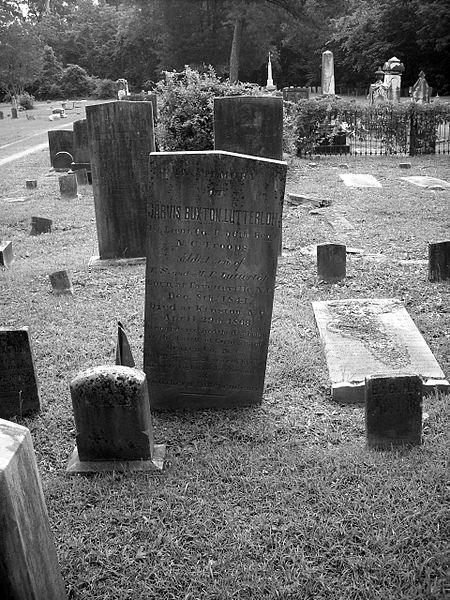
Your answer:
[0,327,41,419]
[365,374,422,449]
[48,130,74,167]
[144,150,287,410]
[72,118,90,163]
[0,419,67,600]
[214,96,283,161]
[86,101,156,259]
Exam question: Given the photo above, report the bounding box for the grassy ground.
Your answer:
[0,149,449,599]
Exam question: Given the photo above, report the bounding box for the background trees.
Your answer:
[0,0,449,99]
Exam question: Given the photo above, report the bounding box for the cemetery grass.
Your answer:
[1,151,449,600]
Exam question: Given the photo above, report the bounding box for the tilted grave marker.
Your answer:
[428,240,450,282]
[214,96,283,161]
[0,419,67,599]
[48,130,73,167]
[49,270,74,295]
[30,216,52,236]
[144,150,287,409]
[86,100,156,260]
[0,327,41,419]
[67,365,165,472]
[312,298,449,403]
[115,321,136,368]
[365,374,422,449]
[0,241,14,268]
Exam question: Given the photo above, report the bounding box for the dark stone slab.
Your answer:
[365,373,423,449]
[48,130,74,167]
[72,118,90,163]
[25,180,37,189]
[49,270,73,295]
[144,150,287,410]
[69,365,158,463]
[30,217,52,236]
[0,328,41,419]
[0,241,14,268]
[0,419,67,599]
[53,151,74,172]
[428,240,450,282]
[86,101,156,259]
[214,96,283,161]
[317,243,346,283]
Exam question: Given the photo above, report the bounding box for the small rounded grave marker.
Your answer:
[53,151,73,172]
[49,269,73,294]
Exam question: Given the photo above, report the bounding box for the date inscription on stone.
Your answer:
[144,150,287,409]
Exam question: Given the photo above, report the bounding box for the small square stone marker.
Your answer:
[59,173,78,200]
[365,374,423,449]
[67,365,165,472]
[0,419,67,599]
[49,269,73,294]
[26,180,38,189]
[0,241,14,268]
[317,243,346,283]
[30,216,52,236]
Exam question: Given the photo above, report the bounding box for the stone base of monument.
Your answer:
[313,298,449,404]
[66,444,166,473]
[89,255,146,267]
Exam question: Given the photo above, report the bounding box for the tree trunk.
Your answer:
[229,12,245,83]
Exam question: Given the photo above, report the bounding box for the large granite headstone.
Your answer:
[72,118,90,163]
[48,130,74,167]
[86,100,156,260]
[0,419,67,599]
[365,374,423,449]
[214,96,283,161]
[67,365,164,472]
[144,150,287,409]
[0,327,41,419]
[312,298,449,403]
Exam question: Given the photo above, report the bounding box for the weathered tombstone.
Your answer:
[214,96,283,161]
[368,67,389,105]
[382,56,404,103]
[0,111,4,119]
[0,327,41,419]
[59,172,77,200]
[312,298,449,403]
[365,374,423,449]
[72,118,90,163]
[411,71,431,104]
[428,241,450,282]
[25,180,37,189]
[47,130,74,167]
[30,216,52,236]
[74,167,88,186]
[66,365,165,472]
[282,87,310,102]
[53,151,74,172]
[144,150,287,410]
[0,241,14,268]
[86,100,156,260]
[115,321,136,368]
[0,419,67,599]
[317,243,346,283]
[321,50,335,96]
[49,269,73,295]
[11,107,18,119]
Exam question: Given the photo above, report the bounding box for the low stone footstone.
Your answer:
[0,327,41,419]
[59,173,78,200]
[0,241,14,268]
[26,180,37,189]
[74,168,88,186]
[30,217,52,236]
[0,419,67,599]
[312,298,449,403]
[400,176,450,190]
[317,243,346,283]
[66,365,165,473]
[49,270,73,295]
[339,173,382,188]
[48,130,74,167]
[365,374,423,449]
[115,321,135,368]
[214,96,283,161]
[399,163,412,169]
[54,151,74,172]
[145,150,287,410]
[428,240,450,281]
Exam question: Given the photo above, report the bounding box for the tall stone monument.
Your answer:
[382,56,404,102]
[321,50,335,96]
[266,53,276,91]
[0,419,67,599]
[144,151,287,410]
[214,96,283,161]
[86,101,156,260]
[411,71,431,104]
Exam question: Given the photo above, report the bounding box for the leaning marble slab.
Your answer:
[400,176,450,189]
[339,173,382,188]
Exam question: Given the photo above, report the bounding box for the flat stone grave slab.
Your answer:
[339,173,382,188]
[400,176,450,190]
[144,150,287,410]
[312,298,449,403]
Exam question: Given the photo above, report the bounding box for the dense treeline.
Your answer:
[0,0,449,99]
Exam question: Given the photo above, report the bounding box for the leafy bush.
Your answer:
[92,78,118,99]
[155,66,260,151]
[58,64,94,99]
[18,92,35,110]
